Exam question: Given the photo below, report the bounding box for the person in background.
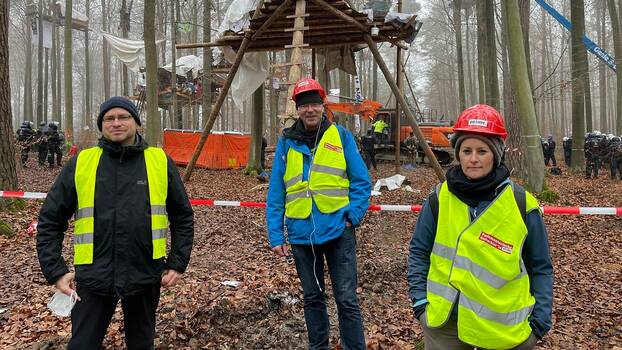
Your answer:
[408,104,553,350]
[16,121,35,167]
[361,128,378,172]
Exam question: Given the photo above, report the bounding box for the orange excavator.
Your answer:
[325,100,454,164]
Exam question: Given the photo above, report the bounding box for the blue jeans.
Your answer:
[291,227,366,350]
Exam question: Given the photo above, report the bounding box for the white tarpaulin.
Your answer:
[162,55,204,79]
[31,19,54,49]
[55,1,89,22]
[218,0,269,111]
[218,0,259,35]
[102,33,163,73]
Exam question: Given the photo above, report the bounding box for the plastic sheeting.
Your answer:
[102,33,164,73]
[219,0,269,111]
[163,130,250,169]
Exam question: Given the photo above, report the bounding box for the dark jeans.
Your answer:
[363,149,377,170]
[291,227,366,350]
[68,285,160,350]
[611,157,622,179]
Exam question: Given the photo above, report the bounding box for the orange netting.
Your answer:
[163,130,250,169]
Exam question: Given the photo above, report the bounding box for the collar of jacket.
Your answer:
[98,132,148,156]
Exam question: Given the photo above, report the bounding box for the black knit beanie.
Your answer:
[295,90,323,109]
[97,96,140,131]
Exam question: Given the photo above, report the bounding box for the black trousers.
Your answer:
[68,285,160,350]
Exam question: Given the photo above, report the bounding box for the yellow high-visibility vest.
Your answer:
[73,147,169,265]
[283,125,349,219]
[424,181,540,349]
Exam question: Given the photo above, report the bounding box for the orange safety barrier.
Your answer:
[163,130,250,169]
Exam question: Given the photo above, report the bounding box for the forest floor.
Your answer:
[0,155,620,349]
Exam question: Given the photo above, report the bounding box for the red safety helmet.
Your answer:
[453,104,507,140]
[291,77,327,102]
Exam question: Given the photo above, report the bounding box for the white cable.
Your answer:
[309,117,323,293]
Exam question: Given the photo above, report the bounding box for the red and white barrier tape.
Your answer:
[2,191,621,216]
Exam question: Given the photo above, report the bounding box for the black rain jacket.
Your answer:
[36,134,194,297]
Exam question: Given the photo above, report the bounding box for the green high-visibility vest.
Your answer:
[283,125,349,219]
[424,182,540,349]
[372,120,388,133]
[73,146,169,265]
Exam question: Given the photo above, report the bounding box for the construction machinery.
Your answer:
[372,109,455,165]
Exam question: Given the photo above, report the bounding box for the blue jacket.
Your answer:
[266,124,371,247]
[407,181,554,340]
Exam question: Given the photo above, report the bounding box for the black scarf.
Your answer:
[445,164,510,207]
[283,117,331,150]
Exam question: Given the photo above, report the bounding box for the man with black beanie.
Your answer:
[36,96,194,349]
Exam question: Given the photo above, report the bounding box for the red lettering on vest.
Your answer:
[479,232,513,254]
[324,142,343,153]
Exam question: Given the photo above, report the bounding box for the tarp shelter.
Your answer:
[163,130,250,169]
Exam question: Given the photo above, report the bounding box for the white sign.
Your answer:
[354,76,362,102]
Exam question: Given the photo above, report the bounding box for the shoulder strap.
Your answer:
[430,182,527,226]
[511,182,527,226]
[430,183,441,223]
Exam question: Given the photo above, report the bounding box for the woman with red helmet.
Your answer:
[407,104,553,349]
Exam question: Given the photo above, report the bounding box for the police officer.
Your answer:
[585,132,601,179]
[609,136,622,180]
[562,136,572,167]
[544,134,557,167]
[36,121,49,166]
[361,129,377,171]
[16,121,35,167]
[47,122,63,168]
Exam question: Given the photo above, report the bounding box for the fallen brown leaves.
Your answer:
[0,160,620,349]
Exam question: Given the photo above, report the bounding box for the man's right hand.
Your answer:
[54,272,81,301]
[271,244,291,258]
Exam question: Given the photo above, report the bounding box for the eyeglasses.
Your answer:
[102,115,133,124]
[296,103,323,111]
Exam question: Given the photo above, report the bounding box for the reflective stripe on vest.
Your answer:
[73,147,169,265]
[425,182,538,349]
[283,125,349,219]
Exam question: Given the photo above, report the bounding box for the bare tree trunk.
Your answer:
[56,25,62,125]
[504,0,544,191]
[454,0,466,112]
[571,0,587,171]
[599,0,608,132]
[101,0,110,100]
[44,47,48,122]
[201,0,213,132]
[484,0,499,109]
[36,0,43,125]
[476,0,486,102]
[0,0,17,193]
[245,85,265,173]
[501,1,524,178]
[170,0,178,128]
[609,0,622,134]
[145,0,160,144]
[64,0,73,141]
[24,23,33,124]
[84,1,91,130]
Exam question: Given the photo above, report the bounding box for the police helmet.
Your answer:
[563,136,569,141]
[21,121,32,129]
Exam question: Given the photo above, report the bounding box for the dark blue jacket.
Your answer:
[407,181,554,339]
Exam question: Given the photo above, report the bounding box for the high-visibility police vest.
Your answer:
[425,181,540,349]
[283,125,349,219]
[73,146,169,265]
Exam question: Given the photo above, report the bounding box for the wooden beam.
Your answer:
[183,0,266,181]
[283,0,308,126]
[251,0,293,40]
[363,34,446,182]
